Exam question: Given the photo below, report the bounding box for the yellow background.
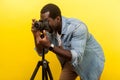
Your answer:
[0,0,120,80]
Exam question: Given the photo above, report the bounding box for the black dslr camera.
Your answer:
[34,20,51,32]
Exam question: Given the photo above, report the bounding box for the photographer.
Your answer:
[31,3,105,80]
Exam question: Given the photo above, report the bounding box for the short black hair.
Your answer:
[41,3,61,20]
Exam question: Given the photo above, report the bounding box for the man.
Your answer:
[31,3,105,80]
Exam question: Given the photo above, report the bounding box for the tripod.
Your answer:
[30,48,53,80]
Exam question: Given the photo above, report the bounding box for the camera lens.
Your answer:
[34,22,39,29]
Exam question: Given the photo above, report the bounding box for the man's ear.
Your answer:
[56,16,61,22]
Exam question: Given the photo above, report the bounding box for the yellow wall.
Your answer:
[0,0,120,80]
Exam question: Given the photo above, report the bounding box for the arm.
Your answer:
[70,23,88,65]
[52,46,72,61]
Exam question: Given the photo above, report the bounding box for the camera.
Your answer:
[33,20,52,32]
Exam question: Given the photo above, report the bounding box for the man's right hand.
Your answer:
[31,19,44,54]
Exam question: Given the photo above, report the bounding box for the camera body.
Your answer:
[34,20,50,32]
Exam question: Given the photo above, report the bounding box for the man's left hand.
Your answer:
[36,30,51,49]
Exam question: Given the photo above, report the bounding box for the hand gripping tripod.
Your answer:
[30,48,53,80]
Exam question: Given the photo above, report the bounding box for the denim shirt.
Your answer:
[40,16,105,80]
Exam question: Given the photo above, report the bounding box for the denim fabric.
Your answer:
[39,16,105,80]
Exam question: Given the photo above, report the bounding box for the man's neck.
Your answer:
[58,30,61,35]
[58,22,62,35]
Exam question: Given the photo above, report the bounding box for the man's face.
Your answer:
[40,11,61,33]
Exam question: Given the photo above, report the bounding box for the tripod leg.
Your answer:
[42,60,48,80]
[46,63,53,80]
[30,61,42,80]
[45,68,48,80]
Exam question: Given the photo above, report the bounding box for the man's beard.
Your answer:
[48,25,53,33]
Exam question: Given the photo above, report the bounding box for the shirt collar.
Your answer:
[61,16,68,35]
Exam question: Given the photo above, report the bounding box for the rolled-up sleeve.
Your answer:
[70,23,88,67]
